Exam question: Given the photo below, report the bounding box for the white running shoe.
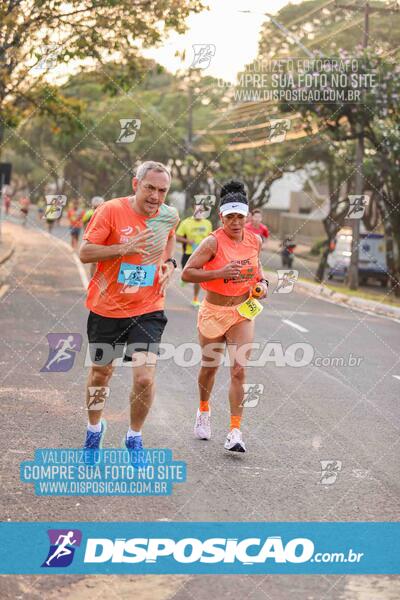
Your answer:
[224,428,246,453]
[194,409,211,440]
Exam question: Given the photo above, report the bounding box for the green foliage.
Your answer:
[0,0,205,147]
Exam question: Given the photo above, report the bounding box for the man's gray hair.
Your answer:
[135,161,171,181]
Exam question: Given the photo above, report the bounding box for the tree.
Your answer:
[0,0,204,153]
[277,49,400,292]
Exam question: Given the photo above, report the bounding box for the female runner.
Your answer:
[182,181,268,452]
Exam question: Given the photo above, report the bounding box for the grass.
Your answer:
[264,266,400,307]
[298,278,400,307]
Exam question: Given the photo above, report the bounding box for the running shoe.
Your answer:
[84,420,106,450]
[125,434,146,466]
[194,409,211,440]
[224,428,246,453]
[125,434,143,451]
[191,299,201,308]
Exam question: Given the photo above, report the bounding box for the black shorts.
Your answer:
[181,253,191,269]
[70,226,82,238]
[87,310,168,365]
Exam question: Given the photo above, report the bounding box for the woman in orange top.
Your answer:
[182,181,268,453]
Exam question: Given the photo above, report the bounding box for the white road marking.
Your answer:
[71,252,89,290]
[0,284,10,299]
[42,230,89,290]
[282,319,309,333]
[393,375,400,381]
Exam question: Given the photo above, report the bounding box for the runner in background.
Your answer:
[37,198,45,221]
[83,196,105,230]
[245,208,269,250]
[67,198,85,251]
[3,193,11,216]
[176,204,212,307]
[83,196,105,278]
[19,196,30,226]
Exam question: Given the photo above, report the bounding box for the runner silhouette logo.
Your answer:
[40,333,82,372]
[41,529,82,568]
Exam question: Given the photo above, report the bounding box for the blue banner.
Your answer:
[0,522,399,574]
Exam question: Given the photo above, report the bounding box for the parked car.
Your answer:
[327,230,388,287]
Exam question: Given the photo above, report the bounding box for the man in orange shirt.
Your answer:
[79,161,179,452]
[67,199,85,250]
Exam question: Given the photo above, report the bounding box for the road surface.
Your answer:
[0,220,399,599]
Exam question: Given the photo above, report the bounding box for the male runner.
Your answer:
[79,161,178,451]
[176,205,212,307]
[83,196,105,229]
[19,196,30,226]
[245,208,269,249]
[67,199,85,250]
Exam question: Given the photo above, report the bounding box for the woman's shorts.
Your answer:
[197,298,248,339]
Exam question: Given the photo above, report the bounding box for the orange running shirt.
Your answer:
[67,207,84,228]
[201,227,261,296]
[83,197,179,317]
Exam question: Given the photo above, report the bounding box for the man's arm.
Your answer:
[79,240,122,263]
[79,229,154,264]
[164,231,176,261]
[158,232,177,296]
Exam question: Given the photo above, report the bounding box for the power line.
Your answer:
[284,0,336,28]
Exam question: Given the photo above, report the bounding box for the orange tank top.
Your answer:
[201,227,261,296]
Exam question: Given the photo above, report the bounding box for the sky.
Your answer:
[143,0,304,82]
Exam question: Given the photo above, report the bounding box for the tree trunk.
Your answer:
[377,189,400,297]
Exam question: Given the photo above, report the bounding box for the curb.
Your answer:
[296,279,400,321]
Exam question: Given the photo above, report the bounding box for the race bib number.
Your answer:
[236,297,263,320]
[117,263,156,293]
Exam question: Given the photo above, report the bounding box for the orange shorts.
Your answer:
[197,298,248,339]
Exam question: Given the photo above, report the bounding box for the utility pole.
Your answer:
[334,1,400,289]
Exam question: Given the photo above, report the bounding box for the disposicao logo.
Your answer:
[83,536,314,564]
[42,529,82,567]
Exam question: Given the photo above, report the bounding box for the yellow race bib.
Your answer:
[236,297,263,320]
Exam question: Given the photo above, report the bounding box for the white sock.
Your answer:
[87,422,101,433]
[127,428,141,439]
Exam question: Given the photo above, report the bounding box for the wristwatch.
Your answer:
[165,258,177,269]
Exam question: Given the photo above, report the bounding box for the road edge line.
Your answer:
[41,230,89,290]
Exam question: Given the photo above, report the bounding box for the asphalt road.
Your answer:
[1,219,399,599]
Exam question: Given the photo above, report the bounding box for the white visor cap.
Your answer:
[219,201,249,217]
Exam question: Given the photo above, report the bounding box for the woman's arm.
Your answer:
[182,236,241,283]
[257,237,269,297]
